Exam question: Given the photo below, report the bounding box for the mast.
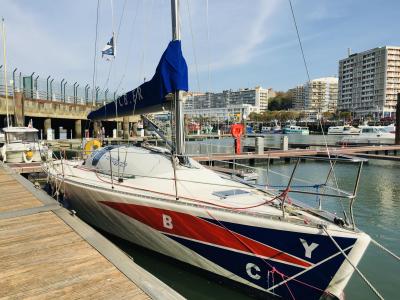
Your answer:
[171,0,185,156]
[1,18,9,127]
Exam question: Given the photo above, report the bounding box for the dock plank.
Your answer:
[0,211,150,299]
[0,164,185,300]
[0,172,43,213]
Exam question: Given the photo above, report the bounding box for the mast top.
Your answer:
[171,0,181,41]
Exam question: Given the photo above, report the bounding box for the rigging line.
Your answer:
[288,0,310,82]
[323,227,384,300]
[287,0,344,214]
[91,0,100,105]
[102,0,128,90]
[185,0,201,92]
[115,0,140,92]
[370,238,400,262]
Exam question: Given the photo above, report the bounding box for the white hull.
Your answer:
[1,149,41,163]
[47,150,370,300]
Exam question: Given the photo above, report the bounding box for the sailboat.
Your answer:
[46,1,371,299]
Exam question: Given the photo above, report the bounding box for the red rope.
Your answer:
[76,165,284,211]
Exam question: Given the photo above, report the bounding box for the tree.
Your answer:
[322,112,334,120]
[268,91,293,111]
[339,111,351,121]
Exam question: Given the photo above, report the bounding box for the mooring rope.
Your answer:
[370,238,400,262]
[322,227,384,300]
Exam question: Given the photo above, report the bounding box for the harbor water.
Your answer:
[104,135,399,299]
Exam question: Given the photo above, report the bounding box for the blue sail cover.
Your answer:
[87,40,188,120]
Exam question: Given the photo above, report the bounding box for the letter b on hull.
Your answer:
[163,214,173,229]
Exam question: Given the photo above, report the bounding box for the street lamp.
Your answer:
[12,68,17,92]
[73,82,78,103]
[50,78,54,101]
[63,81,68,102]
[46,76,51,100]
[60,79,65,101]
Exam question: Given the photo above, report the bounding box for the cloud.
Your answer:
[206,0,280,71]
[178,0,281,75]
[1,1,91,80]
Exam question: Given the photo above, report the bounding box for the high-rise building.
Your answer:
[289,85,305,110]
[338,46,400,117]
[290,77,338,113]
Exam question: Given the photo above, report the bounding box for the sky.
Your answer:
[0,0,399,95]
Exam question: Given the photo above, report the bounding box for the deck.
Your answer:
[0,165,183,300]
[192,145,400,162]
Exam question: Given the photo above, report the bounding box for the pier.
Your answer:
[192,145,400,164]
[0,164,183,300]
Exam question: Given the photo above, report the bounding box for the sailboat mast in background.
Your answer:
[1,17,9,127]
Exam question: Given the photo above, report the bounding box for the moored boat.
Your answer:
[283,125,309,135]
[340,127,395,145]
[328,125,360,135]
[45,1,372,299]
[46,144,370,300]
[1,127,43,163]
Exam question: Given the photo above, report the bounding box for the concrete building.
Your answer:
[290,77,338,115]
[338,46,400,118]
[184,87,274,121]
[184,86,275,113]
[184,104,258,122]
[289,85,305,110]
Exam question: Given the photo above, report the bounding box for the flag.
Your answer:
[102,35,115,58]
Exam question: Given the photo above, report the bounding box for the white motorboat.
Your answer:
[358,123,396,134]
[383,123,396,133]
[328,125,360,135]
[45,2,372,299]
[283,125,309,135]
[1,127,43,163]
[340,127,395,145]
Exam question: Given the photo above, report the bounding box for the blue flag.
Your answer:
[102,35,115,57]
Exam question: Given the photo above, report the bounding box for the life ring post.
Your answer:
[230,124,244,154]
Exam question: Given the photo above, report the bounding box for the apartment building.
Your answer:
[338,46,400,117]
[291,77,338,113]
[185,86,274,112]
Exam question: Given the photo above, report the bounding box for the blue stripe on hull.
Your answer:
[203,218,356,264]
[167,234,351,300]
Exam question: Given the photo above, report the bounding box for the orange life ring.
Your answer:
[231,124,244,138]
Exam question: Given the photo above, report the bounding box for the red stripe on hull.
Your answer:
[100,201,311,268]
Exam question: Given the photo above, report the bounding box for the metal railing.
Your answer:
[48,142,365,231]
[0,67,122,105]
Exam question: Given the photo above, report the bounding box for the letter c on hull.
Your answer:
[246,263,261,280]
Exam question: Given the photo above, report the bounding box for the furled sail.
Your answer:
[87,40,188,120]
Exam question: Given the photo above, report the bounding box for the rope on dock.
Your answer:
[370,238,400,262]
[322,227,384,300]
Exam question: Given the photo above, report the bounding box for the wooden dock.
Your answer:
[192,145,400,163]
[0,164,183,300]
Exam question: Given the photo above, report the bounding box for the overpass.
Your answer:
[0,70,139,139]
